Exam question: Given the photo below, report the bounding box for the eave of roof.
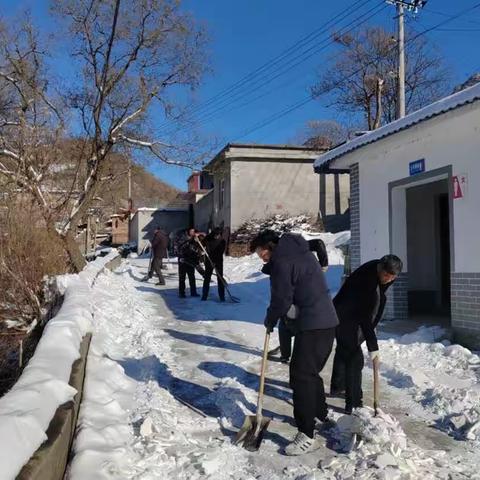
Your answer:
[314,82,480,172]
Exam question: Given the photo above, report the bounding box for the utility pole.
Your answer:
[386,0,427,119]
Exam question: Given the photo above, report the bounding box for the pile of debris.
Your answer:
[229,214,321,256]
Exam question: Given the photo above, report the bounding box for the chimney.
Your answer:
[187,171,201,193]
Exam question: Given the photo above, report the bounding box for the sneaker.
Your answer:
[284,432,319,456]
[280,356,290,364]
[268,346,281,359]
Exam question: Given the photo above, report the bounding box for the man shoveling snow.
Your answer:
[250,230,338,455]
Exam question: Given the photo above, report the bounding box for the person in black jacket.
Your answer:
[201,228,226,302]
[309,238,329,271]
[268,237,330,363]
[330,255,403,414]
[251,230,338,456]
[175,228,201,298]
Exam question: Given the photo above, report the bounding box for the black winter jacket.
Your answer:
[204,235,226,266]
[175,231,200,264]
[308,239,329,268]
[263,234,339,332]
[334,260,394,352]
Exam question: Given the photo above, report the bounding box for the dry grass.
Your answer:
[0,202,68,395]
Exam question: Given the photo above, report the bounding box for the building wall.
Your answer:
[131,209,190,252]
[333,102,480,339]
[111,217,129,245]
[349,164,361,271]
[212,164,231,229]
[194,190,214,232]
[229,159,320,231]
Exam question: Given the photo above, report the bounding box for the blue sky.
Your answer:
[1,0,479,190]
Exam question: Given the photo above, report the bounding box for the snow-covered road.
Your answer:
[68,251,480,480]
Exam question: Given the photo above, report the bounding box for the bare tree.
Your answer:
[0,1,208,271]
[294,120,348,149]
[312,27,450,130]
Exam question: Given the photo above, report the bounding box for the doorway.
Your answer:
[405,179,451,321]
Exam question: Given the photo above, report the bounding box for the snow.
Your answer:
[67,234,480,479]
[314,81,480,170]
[0,251,119,480]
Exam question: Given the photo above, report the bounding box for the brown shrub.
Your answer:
[0,203,69,329]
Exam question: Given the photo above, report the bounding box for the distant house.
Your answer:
[129,193,192,252]
[314,83,480,347]
[110,214,129,245]
[195,143,349,234]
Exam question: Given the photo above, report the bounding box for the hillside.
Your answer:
[101,157,181,216]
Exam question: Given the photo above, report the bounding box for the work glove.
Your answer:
[369,350,380,362]
[264,317,276,334]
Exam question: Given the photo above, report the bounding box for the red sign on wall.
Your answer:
[453,174,467,200]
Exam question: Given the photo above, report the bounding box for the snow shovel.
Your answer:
[235,332,272,451]
[347,356,381,452]
[194,237,240,303]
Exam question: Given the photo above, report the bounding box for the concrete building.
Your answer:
[314,83,480,347]
[203,143,349,233]
[129,206,190,253]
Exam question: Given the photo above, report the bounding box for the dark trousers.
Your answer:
[278,317,294,359]
[331,343,364,410]
[290,328,335,438]
[202,262,225,300]
[179,261,197,296]
[149,256,165,284]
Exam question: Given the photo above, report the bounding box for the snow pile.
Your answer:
[0,251,118,479]
[318,407,464,480]
[379,326,480,442]
[230,214,319,244]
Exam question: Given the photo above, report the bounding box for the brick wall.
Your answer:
[451,273,480,331]
[384,273,409,320]
[349,163,361,271]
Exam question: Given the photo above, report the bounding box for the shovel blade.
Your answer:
[235,415,272,451]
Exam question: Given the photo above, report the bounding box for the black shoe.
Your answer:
[179,293,186,298]
[201,297,207,301]
[140,276,150,282]
[191,293,199,297]
[330,389,346,398]
[156,281,166,286]
[219,297,225,302]
[268,346,281,358]
[280,357,290,364]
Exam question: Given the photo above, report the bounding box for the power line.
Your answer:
[231,1,480,142]
[424,6,480,26]
[160,2,388,136]
[156,0,381,132]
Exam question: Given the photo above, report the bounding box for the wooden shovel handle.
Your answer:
[256,332,270,422]
[373,356,380,414]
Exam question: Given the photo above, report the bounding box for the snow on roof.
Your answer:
[314,82,480,172]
